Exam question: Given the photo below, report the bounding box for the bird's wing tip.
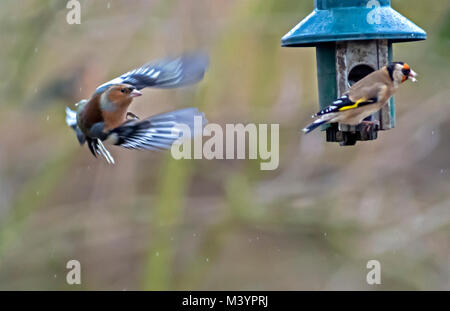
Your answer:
[65,106,77,126]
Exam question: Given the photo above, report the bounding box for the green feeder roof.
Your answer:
[281,0,427,47]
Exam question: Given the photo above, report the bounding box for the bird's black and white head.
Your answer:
[387,62,417,84]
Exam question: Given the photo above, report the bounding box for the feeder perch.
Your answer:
[282,0,426,145]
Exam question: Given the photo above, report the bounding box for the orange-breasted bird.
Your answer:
[65,53,209,163]
[303,62,417,133]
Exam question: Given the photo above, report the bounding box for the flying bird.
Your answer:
[65,53,209,164]
[303,62,417,134]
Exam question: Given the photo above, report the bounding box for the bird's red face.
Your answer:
[107,84,142,103]
[401,63,417,83]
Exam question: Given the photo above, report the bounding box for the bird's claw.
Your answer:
[360,121,380,133]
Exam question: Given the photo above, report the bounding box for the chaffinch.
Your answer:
[303,62,417,133]
[65,53,209,163]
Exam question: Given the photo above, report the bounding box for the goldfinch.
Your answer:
[303,62,417,134]
[65,53,209,164]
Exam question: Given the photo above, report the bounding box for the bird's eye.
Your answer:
[120,88,126,93]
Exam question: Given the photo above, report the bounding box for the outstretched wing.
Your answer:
[95,53,209,93]
[107,108,207,151]
[314,94,378,116]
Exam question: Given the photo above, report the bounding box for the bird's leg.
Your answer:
[360,120,380,133]
[126,112,140,120]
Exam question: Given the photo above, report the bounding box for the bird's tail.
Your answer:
[302,118,329,134]
[65,107,86,144]
[109,107,207,151]
[148,52,209,88]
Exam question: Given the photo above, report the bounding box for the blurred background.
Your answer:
[0,0,449,290]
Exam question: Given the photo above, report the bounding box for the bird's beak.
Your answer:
[130,89,142,97]
[409,70,418,82]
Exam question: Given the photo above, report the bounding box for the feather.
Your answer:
[65,107,77,127]
[303,118,330,134]
[108,108,207,151]
[315,95,377,116]
[95,52,209,93]
[65,107,86,145]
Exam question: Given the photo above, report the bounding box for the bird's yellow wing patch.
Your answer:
[315,95,377,117]
[338,98,371,111]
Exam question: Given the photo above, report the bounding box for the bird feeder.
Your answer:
[282,0,426,145]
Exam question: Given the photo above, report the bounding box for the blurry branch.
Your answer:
[174,174,255,289]
[175,217,234,289]
[143,156,193,290]
[0,149,74,261]
[363,201,450,256]
[25,66,87,109]
[6,0,65,107]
